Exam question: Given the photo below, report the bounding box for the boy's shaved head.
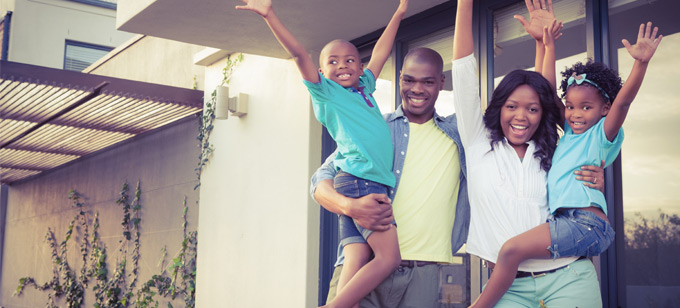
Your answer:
[404,47,444,75]
[319,39,360,63]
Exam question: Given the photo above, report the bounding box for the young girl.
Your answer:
[470,15,663,308]
[237,1,408,307]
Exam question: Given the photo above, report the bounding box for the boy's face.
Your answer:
[399,58,444,124]
[564,85,610,134]
[319,41,363,88]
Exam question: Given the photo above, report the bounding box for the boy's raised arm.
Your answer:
[236,0,319,83]
[453,0,473,60]
[604,22,662,141]
[366,0,408,78]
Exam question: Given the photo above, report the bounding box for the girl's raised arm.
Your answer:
[603,22,662,141]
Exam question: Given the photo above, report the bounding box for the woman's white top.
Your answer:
[452,54,576,272]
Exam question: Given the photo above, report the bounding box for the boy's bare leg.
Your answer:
[327,225,401,308]
[470,223,552,308]
[334,243,371,308]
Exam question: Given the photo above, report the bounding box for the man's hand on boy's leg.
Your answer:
[514,0,557,42]
[236,0,272,18]
[347,194,394,232]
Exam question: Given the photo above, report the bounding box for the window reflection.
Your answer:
[609,0,680,306]
[360,51,396,114]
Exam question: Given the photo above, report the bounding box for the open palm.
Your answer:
[514,0,557,41]
[623,22,662,63]
[236,0,272,17]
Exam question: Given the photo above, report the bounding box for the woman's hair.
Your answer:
[483,70,561,172]
[559,59,623,103]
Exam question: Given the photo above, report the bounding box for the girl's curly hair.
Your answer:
[559,59,623,103]
[483,70,562,172]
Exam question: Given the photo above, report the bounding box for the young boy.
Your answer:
[237,1,408,307]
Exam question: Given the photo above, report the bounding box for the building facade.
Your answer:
[1,0,678,307]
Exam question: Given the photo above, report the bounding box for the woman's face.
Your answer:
[500,84,543,157]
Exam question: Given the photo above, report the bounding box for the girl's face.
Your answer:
[500,84,543,157]
[564,85,610,134]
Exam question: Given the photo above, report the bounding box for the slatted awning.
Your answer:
[0,61,204,184]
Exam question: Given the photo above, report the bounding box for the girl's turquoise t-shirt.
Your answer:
[547,117,624,214]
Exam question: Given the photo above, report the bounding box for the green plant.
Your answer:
[134,197,197,308]
[195,53,244,189]
[15,189,89,307]
[14,182,198,307]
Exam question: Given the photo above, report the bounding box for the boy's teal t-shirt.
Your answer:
[547,117,624,215]
[303,69,395,187]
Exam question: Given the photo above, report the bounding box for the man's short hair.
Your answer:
[403,47,444,74]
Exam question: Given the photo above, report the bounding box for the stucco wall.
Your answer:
[0,117,200,307]
[87,35,206,90]
[195,53,322,307]
[7,0,133,69]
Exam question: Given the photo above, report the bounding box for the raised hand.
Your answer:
[542,19,563,47]
[235,0,272,18]
[397,0,409,14]
[514,0,557,42]
[622,22,663,63]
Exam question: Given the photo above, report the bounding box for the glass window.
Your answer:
[67,0,117,9]
[609,0,680,306]
[493,0,587,96]
[360,51,396,114]
[63,40,113,72]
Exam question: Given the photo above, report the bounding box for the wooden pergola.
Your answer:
[0,61,204,184]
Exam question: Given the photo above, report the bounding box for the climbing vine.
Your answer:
[195,53,244,189]
[14,181,197,307]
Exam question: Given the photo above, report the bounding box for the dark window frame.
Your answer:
[67,0,117,10]
[63,40,114,72]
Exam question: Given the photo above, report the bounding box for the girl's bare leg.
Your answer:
[470,223,552,308]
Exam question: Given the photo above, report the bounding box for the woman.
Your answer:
[453,0,604,307]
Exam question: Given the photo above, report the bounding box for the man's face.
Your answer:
[399,59,444,124]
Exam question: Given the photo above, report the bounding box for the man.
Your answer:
[311,47,469,307]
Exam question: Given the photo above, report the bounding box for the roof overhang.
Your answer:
[0,61,204,184]
[116,0,449,59]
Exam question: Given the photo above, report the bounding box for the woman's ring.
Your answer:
[593,177,597,184]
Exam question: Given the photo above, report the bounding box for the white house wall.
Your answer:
[196,53,322,307]
[6,0,133,69]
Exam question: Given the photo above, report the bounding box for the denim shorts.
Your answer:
[334,170,392,247]
[547,208,615,259]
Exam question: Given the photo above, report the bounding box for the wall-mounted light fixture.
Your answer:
[215,86,248,119]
